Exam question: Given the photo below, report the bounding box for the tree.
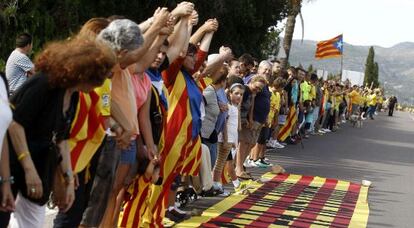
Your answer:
[260,26,282,60]
[280,0,303,69]
[364,46,379,87]
[0,0,290,70]
[307,64,315,73]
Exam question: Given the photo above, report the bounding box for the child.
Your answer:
[267,77,286,149]
[216,82,244,190]
[118,158,161,228]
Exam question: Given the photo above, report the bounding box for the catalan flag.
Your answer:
[177,173,370,228]
[315,34,343,59]
[278,106,298,142]
[69,91,105,173]
[119,176,152,228]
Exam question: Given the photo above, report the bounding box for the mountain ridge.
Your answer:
[286,39,414,104]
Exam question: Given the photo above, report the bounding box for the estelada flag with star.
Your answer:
[315,34,343,59]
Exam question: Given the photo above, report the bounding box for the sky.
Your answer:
[278,0,414,48]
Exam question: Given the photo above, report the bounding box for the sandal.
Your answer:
[237,171,253,180]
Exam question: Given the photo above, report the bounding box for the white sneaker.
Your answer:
[323,128,332,132]
[266,140,275,148]
[249,160,258,167]
[244,159,255,168]
[318,130,326,134]
[272,141,285,149]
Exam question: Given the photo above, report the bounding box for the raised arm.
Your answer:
[119,8,169,69]
[189,18,218,45]
[134,19,174,73]
[167,16,190,62]
[203,46,233,82]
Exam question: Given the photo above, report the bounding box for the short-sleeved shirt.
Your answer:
[10,73,77,141]
[94,78,112,117]
[215,88,228,133]
[111,64,139,135]
[131,72,151,110]
[243,73,254,84]
[300,81,312,101]
[218,104,238,144]
[368,94,377,106]
[349,90,362,105]
[253,85,271,124]
[267,91,280,126]
[6,50,34,94]
[0,76,12,156]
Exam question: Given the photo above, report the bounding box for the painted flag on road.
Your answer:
[315,34,343,59]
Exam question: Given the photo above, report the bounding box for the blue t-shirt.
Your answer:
[243,73,254,84]
[253,85,271,124]
[215,88,228,133]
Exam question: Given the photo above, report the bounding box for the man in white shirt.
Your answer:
[5,33,35,94]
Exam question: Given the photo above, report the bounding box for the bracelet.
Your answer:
[18,151,30,161]
[0,176,15,184]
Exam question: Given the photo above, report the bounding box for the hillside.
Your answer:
[286,39,414,104]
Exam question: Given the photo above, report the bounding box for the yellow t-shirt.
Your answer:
[310,84,316,100]
[300,81,312,101]
[368,94,377,106]
[267,91,281,126]
[348,90,362,105]
[94,78,112,117]
[335,94,342,110]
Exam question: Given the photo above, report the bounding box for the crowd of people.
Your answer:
[0,2,390,228]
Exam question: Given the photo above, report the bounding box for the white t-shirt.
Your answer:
[6,49,34,94]
[0,78,12,156]
[218,104,239,143]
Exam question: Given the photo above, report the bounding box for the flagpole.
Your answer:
[340,53,343,79]
[340,34,344,80]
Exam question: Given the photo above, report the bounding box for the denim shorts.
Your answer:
[119,140,137,164]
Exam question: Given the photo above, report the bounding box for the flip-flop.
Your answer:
[237,171,253,180]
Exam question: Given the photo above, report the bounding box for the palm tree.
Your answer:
[280,0,304,69]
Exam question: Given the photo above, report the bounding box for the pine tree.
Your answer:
[364,46,376,86]
[307,64,315,73]
[373,62,379,87]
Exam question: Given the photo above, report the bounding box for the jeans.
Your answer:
[368,105,376,118]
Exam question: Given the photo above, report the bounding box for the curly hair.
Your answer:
[35,39,116,88]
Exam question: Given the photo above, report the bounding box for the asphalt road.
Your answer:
[185,111,414,228]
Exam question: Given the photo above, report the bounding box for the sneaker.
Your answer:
[260,158,272,166]
[254,159,271,168]
[165,209,188,223]
[318,130,326,134]
[272,141,285,149]
[279,142,287,146]
[263,157,270,162]
[244,159,255,168]
[322,128,331,133]
[266,140,275,148]
[201,187,219,197]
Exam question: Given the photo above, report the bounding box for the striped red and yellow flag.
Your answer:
[278,106,298,142]
[178,173,370,228]
[315,34,343,59]
[69,91,106,173]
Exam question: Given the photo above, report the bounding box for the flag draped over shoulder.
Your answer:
[315,34,343,59]
[69,91,105,173]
